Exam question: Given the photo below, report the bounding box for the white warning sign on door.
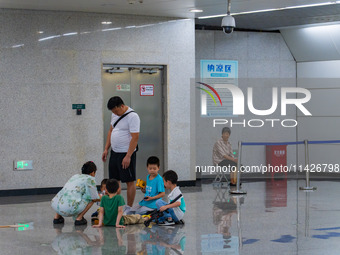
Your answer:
[140,84,154,96]
[116,84,130,92]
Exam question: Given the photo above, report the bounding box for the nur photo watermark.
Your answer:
[196,82,312,128]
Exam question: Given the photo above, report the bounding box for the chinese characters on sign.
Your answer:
[200,60,238,117]
[206,64,232,76]
[274,150,286,157]
[140,84,154,96]
[116,84,130,92]
[201,60,237,79]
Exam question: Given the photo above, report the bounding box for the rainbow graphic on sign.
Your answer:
[196,82,222,106]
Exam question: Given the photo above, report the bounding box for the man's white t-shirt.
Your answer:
[168,186,185,221]
[110,107,140,153]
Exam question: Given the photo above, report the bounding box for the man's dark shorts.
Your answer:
[109,150,136,182]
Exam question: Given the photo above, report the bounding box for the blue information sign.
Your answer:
[201,60,238,79]
[199,60,238,117]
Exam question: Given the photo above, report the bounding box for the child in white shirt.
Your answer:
[156,170,186,226]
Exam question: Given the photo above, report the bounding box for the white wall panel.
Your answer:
[195,31,297,176]
[281,25,340,62]
[297,60,340,174]
[298,89,340,117]
[0,9,195,190]
[297,117,340,141]
[297,117,340,169]
[298,60,340,79]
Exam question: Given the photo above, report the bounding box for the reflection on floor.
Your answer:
[1,179,340,254]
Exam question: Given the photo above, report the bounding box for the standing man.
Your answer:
[102,96,140,207]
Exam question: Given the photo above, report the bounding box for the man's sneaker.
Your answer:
[158,220,175,226]
[123,205,131,215]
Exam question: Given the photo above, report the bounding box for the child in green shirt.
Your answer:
[92,179,147,228]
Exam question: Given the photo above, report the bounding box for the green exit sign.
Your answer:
[72,104,85,109]
[14,160,33,170]
[16,222,34,231]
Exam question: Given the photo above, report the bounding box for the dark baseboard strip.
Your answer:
[198,172,340,182]
[0,187,63,197]
[0,181,198,197]
[2,173,340,196]
[0,185,104,197]
[177,180,196,187]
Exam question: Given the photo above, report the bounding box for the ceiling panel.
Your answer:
[0,0,340,30]
[196,5,340,31]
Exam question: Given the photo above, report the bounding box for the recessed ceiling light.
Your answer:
[11,44,24,48]
[101,21,112,25]
[199,1,339,19]
[102,27,122,32]
[190,9,203,13]
[63,32,78,36]
[37,31,44,34]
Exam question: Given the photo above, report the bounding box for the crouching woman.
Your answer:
[51,161,100,226]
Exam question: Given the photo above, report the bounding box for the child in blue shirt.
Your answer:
[125,156,165,215]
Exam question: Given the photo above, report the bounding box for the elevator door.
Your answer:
[102,65,164,181]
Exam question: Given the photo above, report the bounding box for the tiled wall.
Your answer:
[195,30,297,175]
[0,9,195,190]
[297,61,340,170]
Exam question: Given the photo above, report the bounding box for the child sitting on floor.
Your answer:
[92,179,148,228]
[156,170,186,226]
[125,156,165,215]
[91,178,109,222]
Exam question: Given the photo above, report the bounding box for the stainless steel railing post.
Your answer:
[230,141,247,195]
[299,139,316,191]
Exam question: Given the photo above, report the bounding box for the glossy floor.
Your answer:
[1,179,340,255]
